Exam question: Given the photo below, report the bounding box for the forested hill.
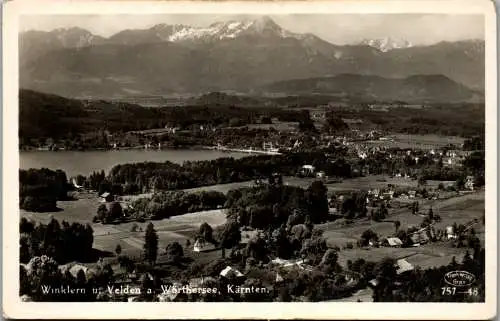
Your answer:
[19,89,88,140]
[18,89,305,144]
[263,74,483,103]
[19,89,166,142]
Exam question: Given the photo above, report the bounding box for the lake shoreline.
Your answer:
[20,144,281,155]
[20,148,251,177]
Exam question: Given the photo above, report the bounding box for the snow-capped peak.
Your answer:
[150,16,300,43]
[360,37,413,52]
[51,27,97,48]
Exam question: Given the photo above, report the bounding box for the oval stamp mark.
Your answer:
[444,271,476,287]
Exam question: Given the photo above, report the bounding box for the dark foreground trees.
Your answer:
[20,168,71,212]
[20,218,93,264]
[143,223,158,265]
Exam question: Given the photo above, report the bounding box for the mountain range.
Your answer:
[19,16,485,101]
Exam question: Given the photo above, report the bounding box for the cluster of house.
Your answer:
[367,188,397,202]
[300,164,326,179]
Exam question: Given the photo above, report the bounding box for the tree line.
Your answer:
[93,190,226,223]
[104,153,353,193]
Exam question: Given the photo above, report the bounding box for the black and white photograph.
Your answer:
[3,0,497,319]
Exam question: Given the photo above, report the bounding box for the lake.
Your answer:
[20,149,248,177]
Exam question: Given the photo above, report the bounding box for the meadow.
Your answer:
[323,190,485,270]
[365,134,465,150]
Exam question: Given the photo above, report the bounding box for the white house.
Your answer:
[396,259,414,274]
[220,266,244,278]
[385,237,403,247]
[465,176,475,191]
[446,226,457,239]
[193,238,216,252]
[301,165,316,176]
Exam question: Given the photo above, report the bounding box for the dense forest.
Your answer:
[19,168,72,212]
[105,153,349,192]
[225,181,329,231]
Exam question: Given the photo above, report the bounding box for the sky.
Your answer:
[20,14,484,45]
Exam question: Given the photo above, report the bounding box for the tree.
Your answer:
[245,236,268,263]
[109,202,123,221]
[20,236,32,263]
[305,181,329,223]
[393,220,401,233]
[115,244,122,255]
[320,249,338,267]
[143,223,158,265]
[360,229,378,246]
[198,222,215,244]
[139,272,155,301]
[324,112,349,134]
[76,269,87,287]
[218,220,241,258]
[26,255,62,301]
[301,235,327,264]
[374,257,397,280]
[20,217,35,234]
[96,204,108,222]
[428,207,434,220]
[272,225,292,259]
[165,242,184,264]
[372,203,388,222]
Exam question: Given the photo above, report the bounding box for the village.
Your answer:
[19,121,484,303]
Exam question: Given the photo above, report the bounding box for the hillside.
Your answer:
[19,89,167,143]
[19,89,88,142]
[263,74,482,103]
[19,89,299,143]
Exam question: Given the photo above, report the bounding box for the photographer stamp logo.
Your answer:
[444,271,476,287]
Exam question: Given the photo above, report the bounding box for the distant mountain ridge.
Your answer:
[263,74,483,103]
[19,17,485,99]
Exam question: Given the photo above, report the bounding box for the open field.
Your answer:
[92,209,226,258]
[20,196,100,224]
[21,194,227,259]
[97,174,452,205]
[247,122,298,132]
[365,134,465,150]
[322,190,484,270]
